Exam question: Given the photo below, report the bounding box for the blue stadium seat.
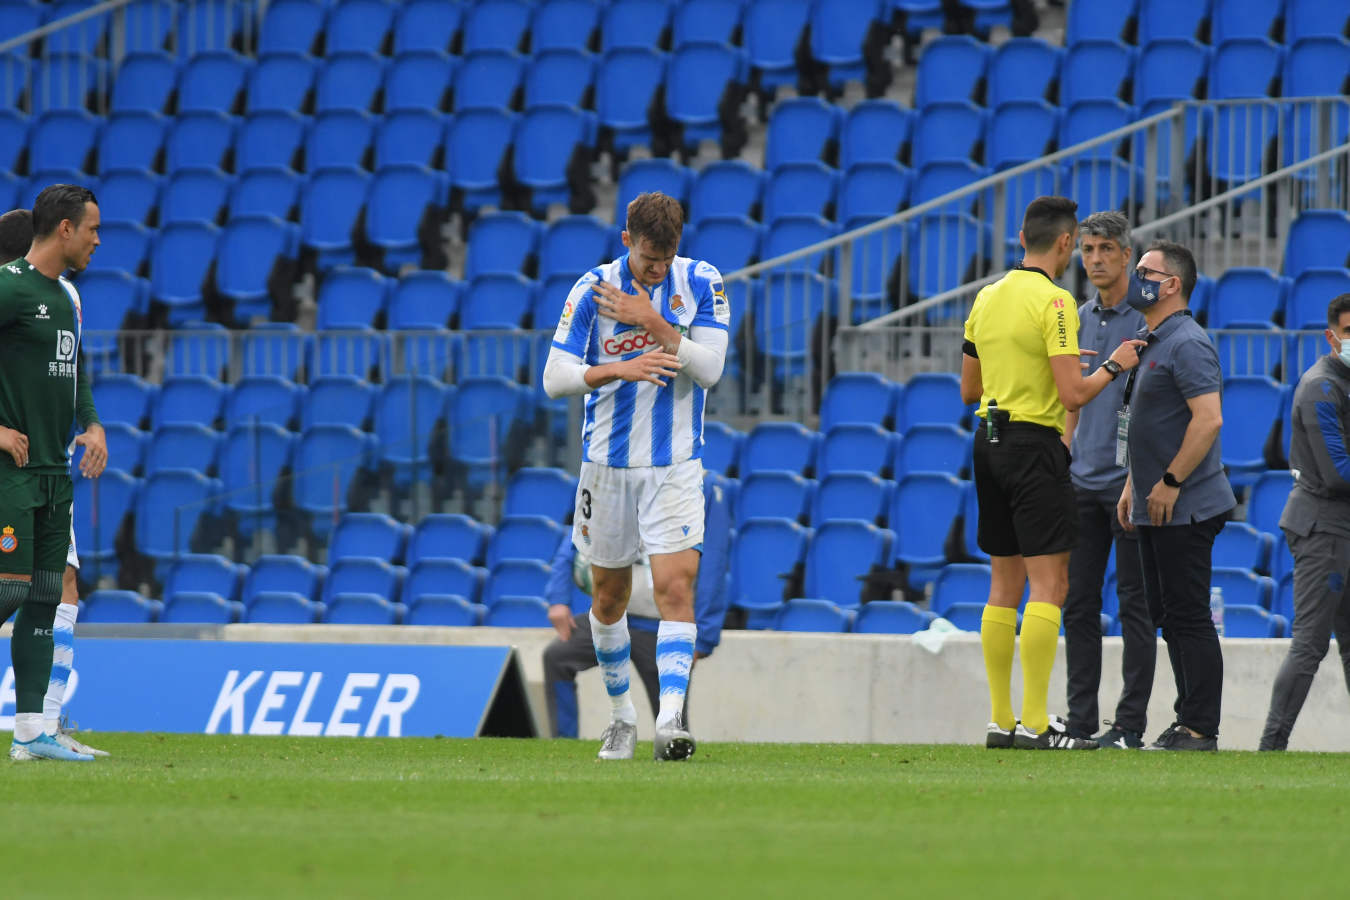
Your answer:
[165,111,235,173]
[804,520,892,610]
[513,105,597,211]
[1061,40,1134,109]
[226,376,302,431]
[259,0,327,55]
[808,0,881,89]
[384,52,454,116]
[731,517,809,615]
[1210,268,1287,328]
[1274,570,1294,623]
[453,49,524,113]
[524,48,596,111]
[1137,0,1210,43]
[230,167,303,221]
[465,212,540,281]
[83,590,161,625]
[1286,0,1350,43]
[840,99,910,169]
[1248,470,1294,536]
[389,270,459,330]
[736,472,814,526]
[762,216,838,271]
[503,467,577,523]
[532,0,601,54]
[161,591,242,624]
[741,422,818,477]
[302,375,374,431]
[1065,0,1136,42]
[1207,39,1284,185]
[912,101,986,169]
[217,215,300,323]
[1283,38,1350,167]
[326,0,395,55]
[72,469,139,578]
[365,164,449,269]
[820,373,897,431]
[987,37,1061,108]
[0,110,25,173]
[245,591,322,624]
[144,423,221,477]
[31,53,106,114]
[762,161,838,225]
[690,160,763,226]
[375,109,446,171]
[403,558,486,608]
[674,0,743,48]
[1215,323,1282,379]
[161,167,231,226]
[774,598,850,633]
[765,97,842,170]
[1063,157,1141,215]
[1134,39,1210,112]
[294,425,375,536]
[243,554,322,605]
[373,376,448,485]
[838,161,910,223]
[616,158,691,223]
[1212,566,1275,612]
[484,559,552,607]
[316,52,387,116]
[743,0,811,90]
[1284,211,1350,278]
[448,376,527,486]
[1213,520,1274,575]
[178,51,250,115]
[322,557,404,608]
[311,327,389,381]
[596,48,667,152]
[752,270,837,379]
[406,594,482,627]
[894,424,971,480]
[93,374,156,429]
[538,216,610,283]
[701,421,743,477]
[99,423,147,476]
[1286,269,1350,329]
[408,515,490,568]
[463,0,532,54]
[906,213,986,300]
[87,220,152,276]
[235,110,307,174]
[247,52,318,115]
[301,166,371,271]
[1210,0,1282,43]
[445,108,516,211]
[912,160,988,215]
[686,216,761,274]
[135,469,222,561]
[176,0,244,57]
[164,554,242,604]
[667,42,745,149]
[457,277,536,365]
[811,472,889,527]
[112,52,178,113]
[483,595,551,627]
[45,1,107,54]
[898,373,967,431]
[890,473,964,584]
[818,424,894,479]
[601,0,673,52]
[153,375,224,430]
[485,515,566,569]
[75,270,146,354]
[218,423,296,533]
[122,0,175,53]
[916,36,988,108]
[989,100,1059,169]
[853,599,935,634]
[1224,603,1285,638]
[240,323,310,381]
[958,480,988,564]
[306,110,376,172]
[165,324,230,380]
[1221,377,1286,486]
[324,592,402,625]
[31,110,98,173]
[394,0,464,54]
[931,563,991,615]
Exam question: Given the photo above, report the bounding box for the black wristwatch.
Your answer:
[1163,471,1184,488]
[1101,359,1123,379]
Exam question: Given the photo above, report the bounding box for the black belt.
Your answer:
[976,418,1060,438]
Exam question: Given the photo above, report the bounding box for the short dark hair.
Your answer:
[625,192,683,253]
[32,183,97,238]
[1327,293,1350,329]
[1146,239,1197,301]
[1021,196,1079,252]
[0,208,32,264]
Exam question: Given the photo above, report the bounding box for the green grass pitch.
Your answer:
[5,734,1346,898]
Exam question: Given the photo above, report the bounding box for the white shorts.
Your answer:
[572,459,705,569]
[67,523,79,570]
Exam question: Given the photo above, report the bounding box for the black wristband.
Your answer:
[1163,471,1184,488]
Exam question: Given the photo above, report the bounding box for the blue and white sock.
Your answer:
[43,603,77,735]
[655,620,697,730]
[589,610,636,725]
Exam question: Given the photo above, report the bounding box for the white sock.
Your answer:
[655,620,697,730]
[43,602,78,735]
[589,610,637,725]
[14,712,44,743]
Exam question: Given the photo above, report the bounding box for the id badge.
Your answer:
[1115,407,1130,467]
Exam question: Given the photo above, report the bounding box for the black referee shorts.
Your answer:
[972,420,1077,558]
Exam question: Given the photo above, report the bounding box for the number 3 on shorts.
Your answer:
[580,489,592,520]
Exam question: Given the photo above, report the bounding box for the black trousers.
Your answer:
[1063,486,1156,737]
[1138,513,1227,738]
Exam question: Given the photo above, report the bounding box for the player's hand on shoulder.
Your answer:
[593,279,655,328]
[617,351,681,386]
[0,426,27,468]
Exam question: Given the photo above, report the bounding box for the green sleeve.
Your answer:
[76,352,99,429]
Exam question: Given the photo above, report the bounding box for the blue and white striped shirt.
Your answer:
[550,254,730,468]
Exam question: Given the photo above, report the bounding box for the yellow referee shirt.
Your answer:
[963,266,1080,433]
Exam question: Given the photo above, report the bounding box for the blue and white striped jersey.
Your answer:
[550,253,730,468]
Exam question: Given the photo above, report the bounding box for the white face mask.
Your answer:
[1340,340,1350,368]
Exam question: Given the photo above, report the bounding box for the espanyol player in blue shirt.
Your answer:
[543,192,730,761]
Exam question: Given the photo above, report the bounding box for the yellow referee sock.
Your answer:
[981,605,1019,731]
[1019,601,1062,735]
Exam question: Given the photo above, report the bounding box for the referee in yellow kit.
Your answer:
[960,196,1145,750]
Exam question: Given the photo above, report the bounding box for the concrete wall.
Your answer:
[73,624,1350,750]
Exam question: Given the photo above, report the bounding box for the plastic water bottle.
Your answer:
[1210,586,1225,636]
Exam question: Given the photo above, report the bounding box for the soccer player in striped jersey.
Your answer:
[543,192,730,761]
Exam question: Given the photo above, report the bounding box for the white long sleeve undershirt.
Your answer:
[542,326,729,398]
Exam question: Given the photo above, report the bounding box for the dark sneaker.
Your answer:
[1145,722,1217,751]
[985,722,1015,748]
[1095,721,1144,749]
[1013,715,1099,750]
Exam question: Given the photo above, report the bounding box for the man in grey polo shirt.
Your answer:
[1063,212,1154,748]
[1116,239,1235,751]
[1260,293,1350,750]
